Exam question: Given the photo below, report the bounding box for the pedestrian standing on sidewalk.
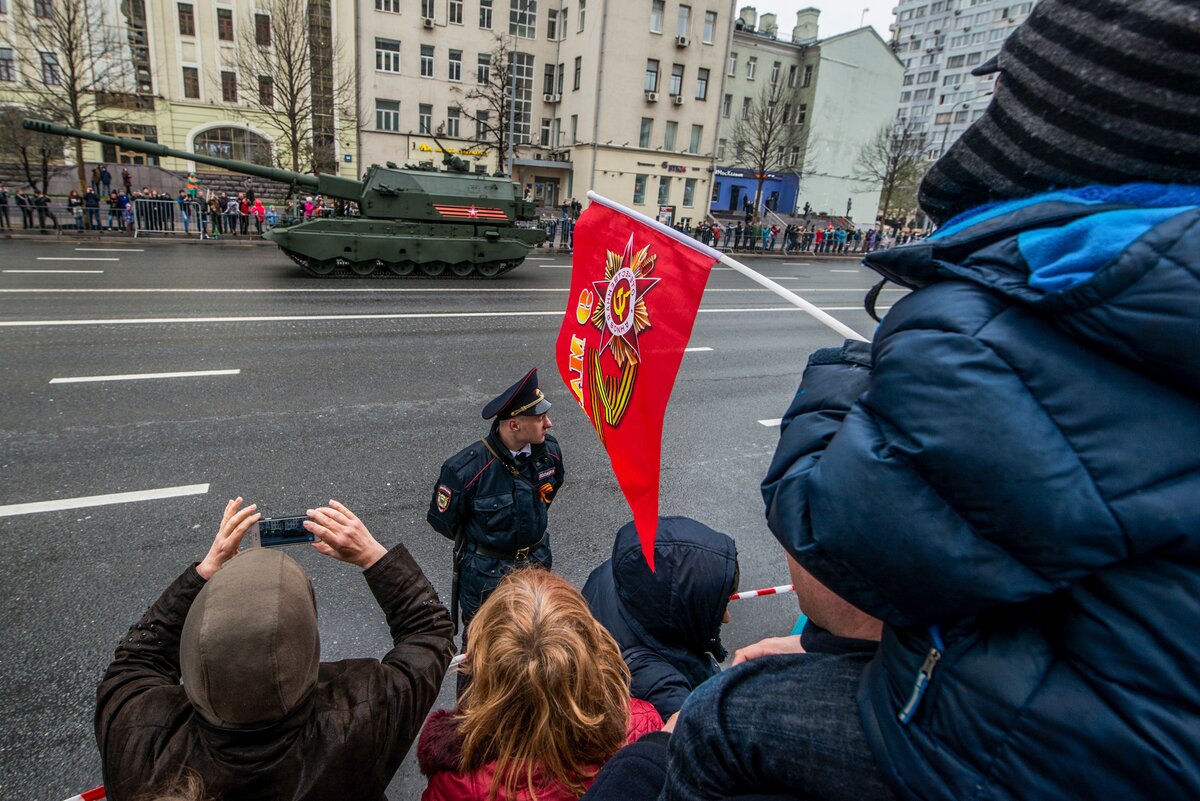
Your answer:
[0,184,10,230]
[100,164,112,196]
[121,167,132,194]
[85,188,101,231]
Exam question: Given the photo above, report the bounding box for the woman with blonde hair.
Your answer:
[418,568,662,801]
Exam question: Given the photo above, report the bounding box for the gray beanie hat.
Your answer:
[180,548,320,727]
[919,0,1200,225]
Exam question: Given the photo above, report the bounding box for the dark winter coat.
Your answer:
[428,428,564,627]
[582,517,738,719]
[761,188,1200,801]
[95,544,455,801]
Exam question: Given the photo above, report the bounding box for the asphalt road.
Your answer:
[0,236,902,800]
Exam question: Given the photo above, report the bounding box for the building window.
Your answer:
[669,64,683,96]
[801,64,812,87]
[182,66,199,98]
[540,117,552,145]
[544,63,556,94]
[716,138,726,159]
[449,49,462,81]
[688,124,702,154]
[258,75,273,106]
[193,126,271,163]
[447,106,460,136]
[650,0,663,33]
[721,93,731,118]
[703,10,716,43]
[376,99,400,131]
[788,146,799,166]
[421,0,434,18]
[741,96,751,120]
[477,53,491,83]
[683,177,696,207]
[475,110,489,139]
[934,112,952,124]
[547,8,558,39]
[633,174,647,204]
[217,8,234,41]
[639,117,652,148]
[221,70,237,101]
[255,14,271,47]
[771,61,781,84]
[480,0,492,27]
[570,113,578,143]
[33,0,52,17]
[0,48,14,83]
[657,176,671,205]
[376,38,400,73]
[555,61,564,94]
[795,103,807,124]
[419,103,432,133]
[955,108,969,123]
[509,50,534,143]
[746,56,757,80]
[375,0,400,11]
[449,0,463,24]
[663,120,677,150]
[676,4,690,37]
[573,56,581,90]
[39,51,60,85]
[727,51,736,76]
[178,3,195,36]
[510,0,536,38]
[645,59,659,92]
[420,44,435,77]
[578,0,585,31]
[695,67,708,100]
[787,64,798,87]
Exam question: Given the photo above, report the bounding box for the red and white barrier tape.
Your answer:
[63,787,105,801]
[729,584,794,601]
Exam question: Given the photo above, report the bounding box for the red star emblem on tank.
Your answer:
[467,205,479,217]
[591,234,660,366]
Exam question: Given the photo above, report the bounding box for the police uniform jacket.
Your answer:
[428,428,564,620]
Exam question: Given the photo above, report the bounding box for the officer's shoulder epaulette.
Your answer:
[442,440,492,476]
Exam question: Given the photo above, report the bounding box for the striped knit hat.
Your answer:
[919,0,1200,225]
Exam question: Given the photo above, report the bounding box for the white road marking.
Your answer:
[0,483,210,518]
[783,262,812,266]
[0,305,889,328]
[36,257,119,261]
[762,276,797,280]
[830,269,859,273]
[75,248,144,252]
[4,270,105,274]
[758,418,783,427]
[50,369,241,384]
[525,257,555,261]
[684,347,713,352]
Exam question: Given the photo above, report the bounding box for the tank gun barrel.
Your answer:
[22,118,362,200]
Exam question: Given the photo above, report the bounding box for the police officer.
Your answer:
[427,368,565,643]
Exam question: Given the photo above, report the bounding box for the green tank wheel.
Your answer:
[420,261,447,277]
[385,260,415,276]
[450,261,474,277]
[306,257,337,276]
[348,260,376,276]
[476,261,504,278]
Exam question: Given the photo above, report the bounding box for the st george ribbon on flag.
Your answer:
[556,192,868,570]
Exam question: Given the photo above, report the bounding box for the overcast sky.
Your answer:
[738,1,896,42]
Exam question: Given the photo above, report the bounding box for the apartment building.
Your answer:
[0,0,358,177]
[890,0,1036,158]
[358,0,734,226]
[714,6,903,225]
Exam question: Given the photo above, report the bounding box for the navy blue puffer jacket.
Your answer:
[583,517,739,719]
[762,192,1200,801]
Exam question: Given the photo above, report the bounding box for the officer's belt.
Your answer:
[465,532,546,562]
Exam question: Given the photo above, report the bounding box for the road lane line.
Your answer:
[0,306,889,328]
[36,257,119,261]
[4,270,105,274]
[75,248,143,252]
[50,369,241,384]
[684,347,713,352]
[758,418,782,427]
[0,483,210,518]
[525,257,555,261]
[830,269,859,273]
[783,262,812,266]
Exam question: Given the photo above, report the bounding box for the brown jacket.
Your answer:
[95,544,455,801]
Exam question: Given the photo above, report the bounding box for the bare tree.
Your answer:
[10,0,128,191]
[729,79,807,223]
[227,0,356,174]
[0,106,61,192]
[451,34,528,176]
[853,120,927,229]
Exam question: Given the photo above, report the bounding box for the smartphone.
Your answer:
[244,516,316,549]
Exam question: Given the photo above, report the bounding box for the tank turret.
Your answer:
[23,118,545,278]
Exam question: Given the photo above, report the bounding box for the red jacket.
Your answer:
[417,699,662,801]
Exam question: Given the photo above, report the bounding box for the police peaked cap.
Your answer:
[483,368,552,419]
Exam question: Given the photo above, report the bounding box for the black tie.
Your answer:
[516,452,530,464]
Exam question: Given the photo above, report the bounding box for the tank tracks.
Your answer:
[281,249,523,279]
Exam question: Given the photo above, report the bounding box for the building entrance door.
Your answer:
[728,185,742,212]
[534,178,559,211]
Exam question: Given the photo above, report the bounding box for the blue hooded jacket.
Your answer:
[582,517,739,720]
[762,187,1200,801]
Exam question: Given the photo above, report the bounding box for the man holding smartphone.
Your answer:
[427,368,565,647]
[95,498,454,801]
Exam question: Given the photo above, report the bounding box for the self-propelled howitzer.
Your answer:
[22,118,545,278]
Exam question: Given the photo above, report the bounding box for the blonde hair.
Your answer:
[459,568,631,800]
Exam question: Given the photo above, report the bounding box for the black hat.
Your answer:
[482,368,552,419]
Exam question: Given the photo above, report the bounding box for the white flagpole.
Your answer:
[585,192,869,343]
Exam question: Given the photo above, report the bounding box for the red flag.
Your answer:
[555,193,719,570]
